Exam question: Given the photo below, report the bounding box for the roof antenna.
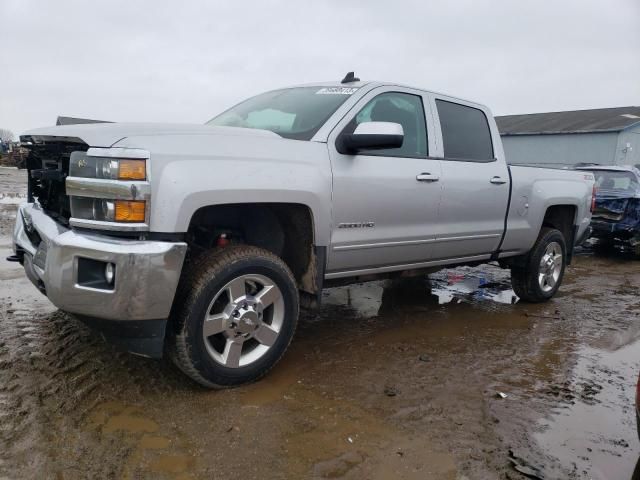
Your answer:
[341,71,360,84]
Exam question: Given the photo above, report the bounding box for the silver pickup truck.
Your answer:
[10,75,594,387]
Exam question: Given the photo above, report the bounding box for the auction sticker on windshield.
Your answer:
[316,87,358,95]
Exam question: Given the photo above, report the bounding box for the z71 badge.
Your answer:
[338,222,375,229]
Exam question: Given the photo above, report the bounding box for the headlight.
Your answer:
[94,198,114,221]
[71,198,146,223]
[70,152,146,180]
[67,148,151,230]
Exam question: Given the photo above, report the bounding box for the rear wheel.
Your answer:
[168,245,299,388]
[511,228,566,303]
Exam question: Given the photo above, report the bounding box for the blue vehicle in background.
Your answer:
[576,165,640,256]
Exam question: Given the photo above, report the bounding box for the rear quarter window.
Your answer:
[436,99,494,162]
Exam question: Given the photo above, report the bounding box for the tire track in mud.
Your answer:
[0,170,192,478]
[0,306,187,479]
[0,309,106,476]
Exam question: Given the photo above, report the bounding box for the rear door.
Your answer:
[429,95,510,260]
[326,87,442,274]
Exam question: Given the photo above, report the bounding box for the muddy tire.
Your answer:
[168,245,299,388]
[510,228,566,303]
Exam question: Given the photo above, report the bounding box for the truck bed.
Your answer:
[498,165,594,257]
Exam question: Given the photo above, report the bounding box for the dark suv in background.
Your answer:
[576,165,640,256]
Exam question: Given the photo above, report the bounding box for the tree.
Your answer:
[0,129,15,143]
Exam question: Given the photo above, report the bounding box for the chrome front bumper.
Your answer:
[13,203,187,321]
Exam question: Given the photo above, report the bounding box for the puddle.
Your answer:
[240,343,307,405]
[139,435,171,450]
[323,281,386,317]
[430,268,519,305]
[313,266,535,356]
[532,342,640,479]
[276,385,459,479]
[321,264,518,322]
[103,413,159,434]
[89,402,160,434]
[149,454,194,474]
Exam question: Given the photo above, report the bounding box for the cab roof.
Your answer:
[283,80,484,108]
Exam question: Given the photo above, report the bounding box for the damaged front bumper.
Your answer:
[11,203,187,357]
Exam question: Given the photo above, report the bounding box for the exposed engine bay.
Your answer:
[22,139,88,225]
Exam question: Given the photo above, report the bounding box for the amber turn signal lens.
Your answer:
[118,159,146,180]
[114,201,145,222]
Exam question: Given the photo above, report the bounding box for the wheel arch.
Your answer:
[541,204,577,263]
[185,202,325,298]
[501,203,577,269]
[542,204,577,240]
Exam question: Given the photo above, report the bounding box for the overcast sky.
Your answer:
[1,0,639,136]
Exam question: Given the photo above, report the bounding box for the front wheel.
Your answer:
[510,228,566,303]
[168,245,299,388]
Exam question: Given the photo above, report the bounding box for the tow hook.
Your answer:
[217,233,230,247]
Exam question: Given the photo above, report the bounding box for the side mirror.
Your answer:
[336,122,404,154]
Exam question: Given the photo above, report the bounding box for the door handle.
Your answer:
[416,173,440,182]
[490,176,507,185]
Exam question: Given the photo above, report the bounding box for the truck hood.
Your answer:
[20,122,281,148]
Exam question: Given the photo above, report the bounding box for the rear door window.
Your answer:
[436,100,494,162]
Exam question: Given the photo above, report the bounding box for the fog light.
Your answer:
[105,263,115,285]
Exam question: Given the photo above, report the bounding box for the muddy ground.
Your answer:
[1,166,639,479]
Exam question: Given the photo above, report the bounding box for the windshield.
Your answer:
[590,170,640,196]
[206,87,358,140]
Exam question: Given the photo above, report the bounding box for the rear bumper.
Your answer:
[12,203,187,356]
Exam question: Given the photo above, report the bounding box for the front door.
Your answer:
[326,88,442,275]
